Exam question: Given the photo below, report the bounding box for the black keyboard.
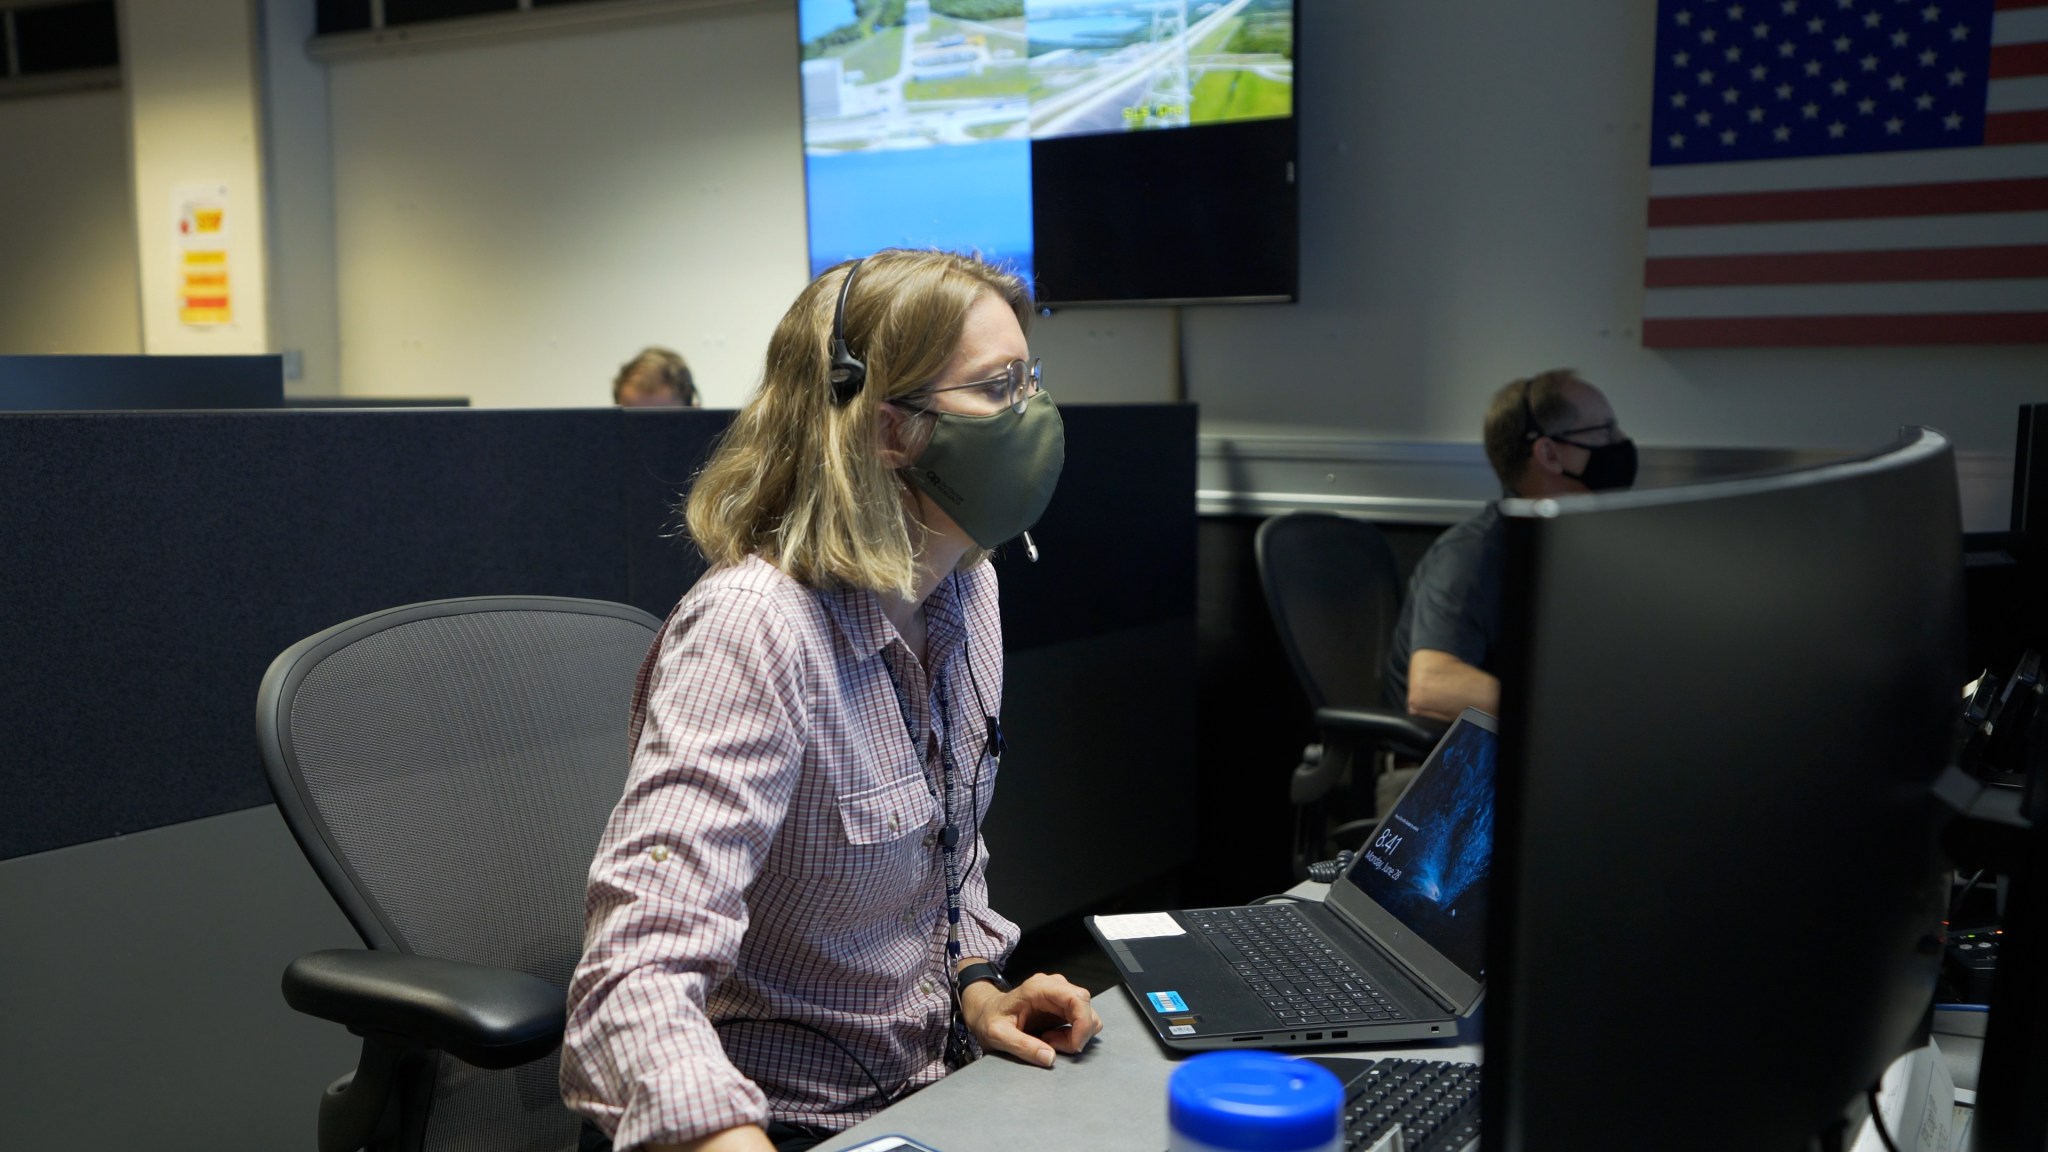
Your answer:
[1327,1057,1482,1152]
[1189,905,1408,1026]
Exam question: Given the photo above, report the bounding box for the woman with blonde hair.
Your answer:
[563,250,1100,1152]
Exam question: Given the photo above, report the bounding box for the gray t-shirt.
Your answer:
[1383,503,1505,709]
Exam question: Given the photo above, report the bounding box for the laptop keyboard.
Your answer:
[1189,905,1408,1026]
[1334,1058,1482,1152]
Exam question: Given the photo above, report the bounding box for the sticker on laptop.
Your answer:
[1168,1024,1197,1036]
[1146,990,1189,1013]
[1095,913,1185,940]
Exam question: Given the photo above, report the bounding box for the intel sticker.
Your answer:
[1146,990,1188,1013]
[1168,1024,1197,1036]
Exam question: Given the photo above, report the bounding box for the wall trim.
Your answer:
[0,66,118,102]
[308,0,774,62]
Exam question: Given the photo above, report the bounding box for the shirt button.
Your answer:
[922,829,938,848]
[889,814,901,834]
[648,845,670,863]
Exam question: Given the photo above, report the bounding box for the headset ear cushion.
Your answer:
[829,258,867,405]
[829,342,865,404]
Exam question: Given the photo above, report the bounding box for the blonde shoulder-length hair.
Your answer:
[685,249,1033,598]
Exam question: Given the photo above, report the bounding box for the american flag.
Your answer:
[1644,0,2048,346]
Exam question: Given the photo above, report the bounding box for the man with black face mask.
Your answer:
[1384,369,1636,723]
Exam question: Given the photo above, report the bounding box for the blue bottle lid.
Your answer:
[1168,1051,1343,1151]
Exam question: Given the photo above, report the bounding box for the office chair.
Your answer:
[1254,513,1445,878]
[256,596,662,1152]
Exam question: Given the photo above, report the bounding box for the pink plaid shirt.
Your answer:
[561,555,1020,1150]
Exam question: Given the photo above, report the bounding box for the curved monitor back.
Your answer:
[1483,428,1965,1151]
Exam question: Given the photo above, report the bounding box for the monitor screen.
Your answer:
[796,0,1298,304]
[1339,714,1497,982]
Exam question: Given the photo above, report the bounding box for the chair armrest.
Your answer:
[1313,707,1447,762]
[283,949,565,1070]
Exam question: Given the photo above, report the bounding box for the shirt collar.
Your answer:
[822,573,969,664]
[823,584,897,658]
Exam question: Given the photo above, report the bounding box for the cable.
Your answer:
[1866,1086,1902,1152]
[1950,868,1987,923]
[716,1017,910,1112]
[1306,851,1356,884]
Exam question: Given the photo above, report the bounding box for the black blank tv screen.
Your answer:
[0,355,283,411]
[797,0,1299,306]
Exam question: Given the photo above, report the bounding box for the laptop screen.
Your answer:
[1338,714,1497,981]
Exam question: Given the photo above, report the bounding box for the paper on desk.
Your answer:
[1852,1041,1954,1152]
[1094,912,1185,940]
[1095,912,1186,941]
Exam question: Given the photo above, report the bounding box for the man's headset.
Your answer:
[828,258,867,405]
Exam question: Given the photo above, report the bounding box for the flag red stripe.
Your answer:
[1990,42,2048,79]
[1995,0,2048,10]
[1645,245,2048,286]
[1642,312,2048,346]
[1648,177,2048,226]
[1986,110,2048,145]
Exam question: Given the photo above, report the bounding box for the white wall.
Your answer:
[0,89,141,355]
[327,4,811,408]
[317,0,2046,450]
[122,0,274,354]
[1192,1,2048,455]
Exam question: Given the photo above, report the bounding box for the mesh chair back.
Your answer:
[259,597,661,1152]
[1254,513,1404,710]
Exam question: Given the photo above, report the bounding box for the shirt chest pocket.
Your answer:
[802,772,940,929]
[835,772,938,846]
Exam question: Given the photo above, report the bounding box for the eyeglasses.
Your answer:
[898,358,1043,416]
[1536,420,1621,447]
[1519,377,1619,445]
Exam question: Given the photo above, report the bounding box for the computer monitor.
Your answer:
[0,354,282,409]
[1972,686,2048,1152]
[2014,402,2044,547]
[2013,402,2047,656]
[1481,428,1965,1151]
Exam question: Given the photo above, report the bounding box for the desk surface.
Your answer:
[816,888,1482,1152]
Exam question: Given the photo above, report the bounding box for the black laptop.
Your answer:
[1087,709,1496,1051]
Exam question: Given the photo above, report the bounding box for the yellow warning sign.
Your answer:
[174,185,232,327]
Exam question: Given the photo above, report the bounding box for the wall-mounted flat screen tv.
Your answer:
[798,0,1298,306]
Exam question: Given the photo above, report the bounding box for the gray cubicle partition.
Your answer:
[0,404,1195,1150]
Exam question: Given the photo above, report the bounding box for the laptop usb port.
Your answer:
[1332,1031,1349,1039]
[1305,1032,1323,1041]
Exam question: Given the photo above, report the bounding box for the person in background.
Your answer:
[615,346,701,407]
[1384,368,1636,723]
[562,250,1101,1152]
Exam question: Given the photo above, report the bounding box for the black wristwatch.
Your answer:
[954,961,1010,998]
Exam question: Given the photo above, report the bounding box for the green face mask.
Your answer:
[902,392,1066,550]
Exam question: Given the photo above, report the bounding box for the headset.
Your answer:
[828,258,867,405]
